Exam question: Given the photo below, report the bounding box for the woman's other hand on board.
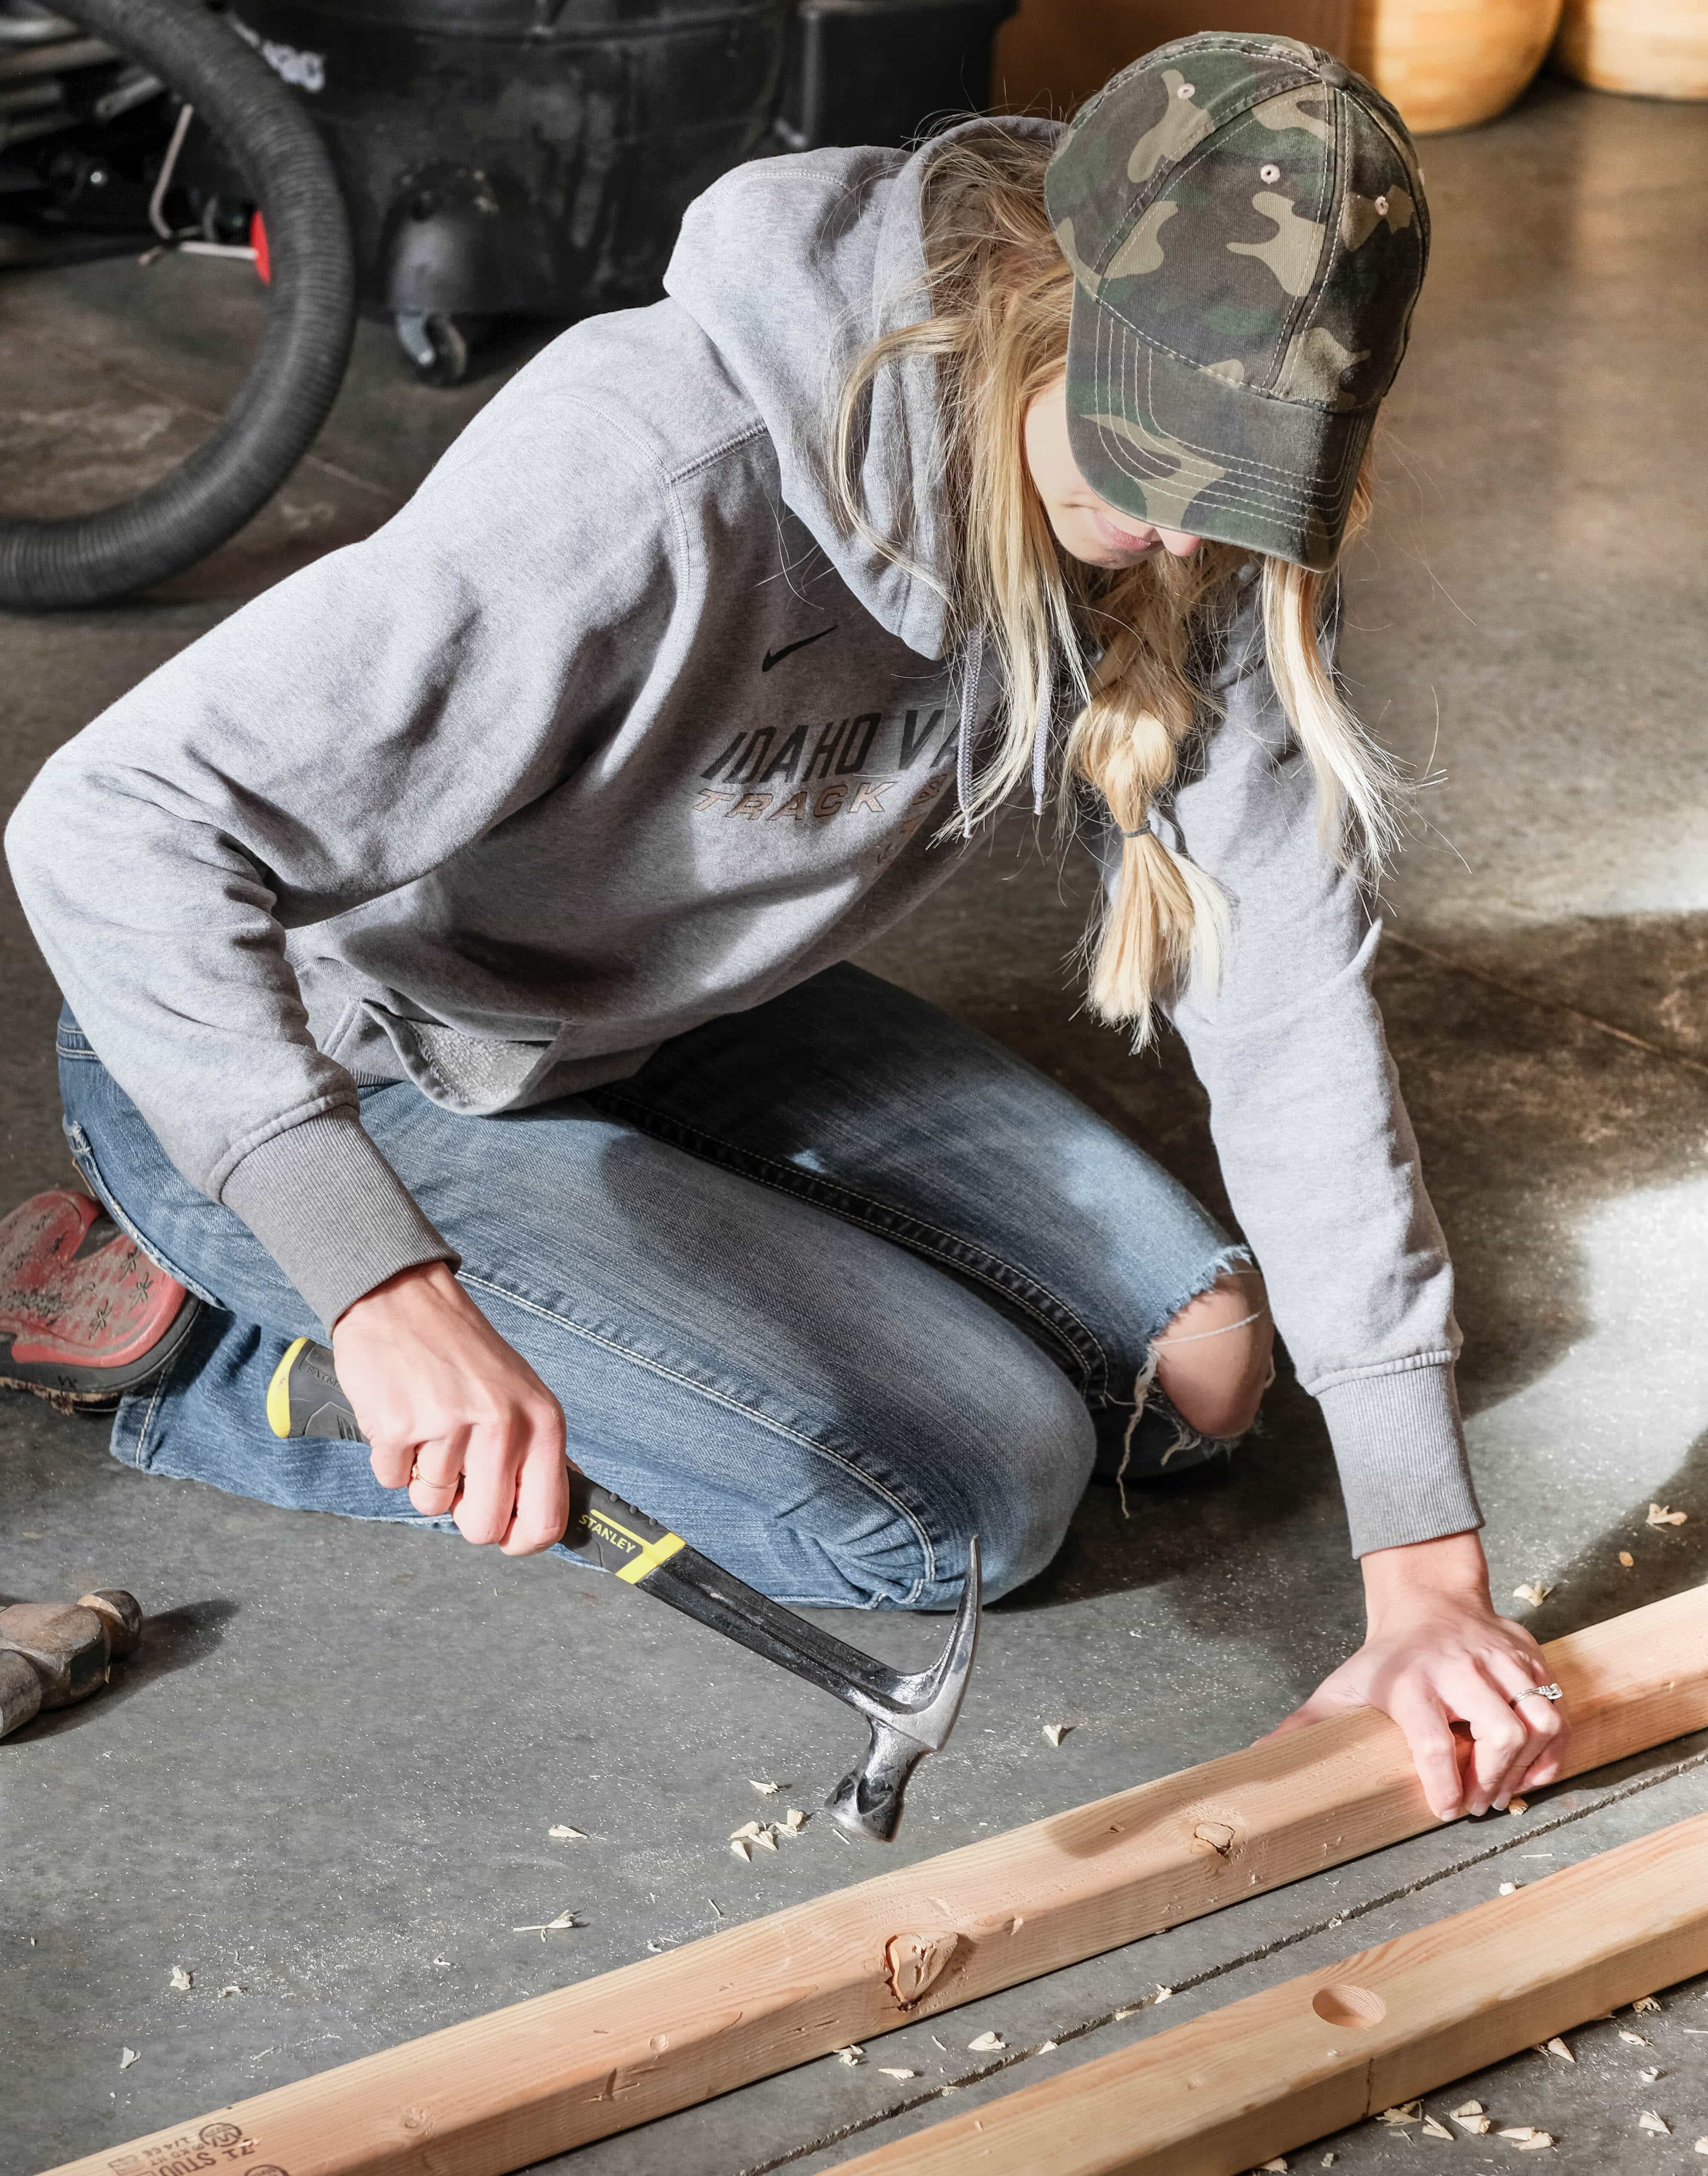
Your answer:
[1258,1529,1571,1820]
[331,1259,570,1554]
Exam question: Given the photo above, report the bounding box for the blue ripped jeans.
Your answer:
[57,966,1249,1611]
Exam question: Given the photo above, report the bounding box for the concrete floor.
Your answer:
[3,73,1707,2176]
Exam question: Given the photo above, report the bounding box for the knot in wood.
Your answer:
[1190,1819,1238,1859]
[883,1930,959,2008]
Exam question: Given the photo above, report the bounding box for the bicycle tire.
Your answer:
[0,0,355,610]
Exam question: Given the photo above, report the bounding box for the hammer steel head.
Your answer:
[824,1536,981,1844]
[0,1589,143,1738]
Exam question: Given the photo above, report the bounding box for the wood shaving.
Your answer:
[1154,1984,1173,2002]
[879,2067,917,2080]
[784,1809,807,1830]
[1632,1995,1661,2012]
[1640,2067,1661,2083]
[1692,2139,1708,2156]
[1037,2040,1058,2053]
[1507,1797,1529,1816]
[547,1825,586,1840]
[512,1908,579,1939]
[1259,2161,1288,2172]
[1500,2129,1549,2144]
[749,1779,781,1795]
[1514,2137,1554,2153]
[217,1986,241,2000]
[729,1821,765,1840]
[1453,2114,1493,2135]
[1620,2029,1650,2044]
[119,2047,139,2070]
[1322,2158,1337,2169]
[1619,1551,1635,1567]
[752,1829,778,1851]
[1378,2103,1424,2124]
[168,1966,191,1991]
[1647,1503,1688,1527]
[1544,2036,1574,2062]
[1511,1581,1553,1607]
[729,1838,751,1862]
[835,2045,864,2065]
[967,2030,1005,2052]
[1113,2006,1138,2020]
[1638,2113,1670,2135]
[1421,2117,1453,2139]
[1500,1881,1520,1895]
[1451,2101,1485,2119]
[1042,1723,1072,1747]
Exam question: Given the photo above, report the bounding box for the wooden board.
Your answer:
[41,1583,1708,2176]
[828,1807,1708,2174]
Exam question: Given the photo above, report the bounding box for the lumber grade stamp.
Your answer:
[40,1583,1708,2176]
[826,1807,1708,2175]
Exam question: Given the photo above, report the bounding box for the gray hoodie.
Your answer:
[6,123,1477,1558]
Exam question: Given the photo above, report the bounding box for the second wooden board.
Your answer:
[830,1807,1708,2174]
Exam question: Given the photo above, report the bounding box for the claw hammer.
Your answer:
[266,1338,980,1841]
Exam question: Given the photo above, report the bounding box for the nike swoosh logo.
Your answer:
[761,625,838,671]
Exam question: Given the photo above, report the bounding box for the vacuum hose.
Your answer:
[0,0,355,610]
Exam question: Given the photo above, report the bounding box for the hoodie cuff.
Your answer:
[1313,1362,1483,1559]
[219,1111,459,1331]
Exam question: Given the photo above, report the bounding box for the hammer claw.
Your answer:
[824,1536,981,1843]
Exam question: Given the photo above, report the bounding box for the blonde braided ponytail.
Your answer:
[831,124,1400,1046]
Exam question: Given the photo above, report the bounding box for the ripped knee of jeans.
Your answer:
[1107,1261,1275,1514]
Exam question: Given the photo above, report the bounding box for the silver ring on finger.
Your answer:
[1513,1681,1564,1707]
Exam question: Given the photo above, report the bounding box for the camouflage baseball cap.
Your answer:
[1043,32,1429,569]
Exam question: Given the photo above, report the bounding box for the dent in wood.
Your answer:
[1311,1982,1388,2031]
[884,1931,960,2007]
[1185,1807,1246,1863]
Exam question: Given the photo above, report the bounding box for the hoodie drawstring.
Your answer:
[955,626,985,839]
[1031,650,1052,818]
[956,630,1054,836]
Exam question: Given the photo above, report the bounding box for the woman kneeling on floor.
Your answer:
[3,34,1569,1819]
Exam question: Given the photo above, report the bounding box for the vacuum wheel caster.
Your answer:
[395,309,469,387]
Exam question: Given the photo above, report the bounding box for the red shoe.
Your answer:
[0,1189,200,1411]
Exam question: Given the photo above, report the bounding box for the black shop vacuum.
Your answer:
[0,0,1014,609]
[231,0,1016,388]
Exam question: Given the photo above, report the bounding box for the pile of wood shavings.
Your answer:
[1380,2101,1553,2151]
[729,1807,809,1860]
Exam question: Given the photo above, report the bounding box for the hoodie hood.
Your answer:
[664,120,1063,665]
